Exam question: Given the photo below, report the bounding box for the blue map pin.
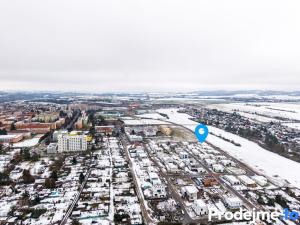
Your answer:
[195,124,209,143]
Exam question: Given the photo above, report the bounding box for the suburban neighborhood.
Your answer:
[0,92,300,225]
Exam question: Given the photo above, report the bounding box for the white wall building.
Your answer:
[58,133,87,152]
[252,175,268,186]
[205,159,216,166]
[220,159,235,167]
[179,151,189,159]
[192,199,208,216]
[181,185,198,201]
[47,143,58,154]
[238,175,256,187]
[223,196,243,209]
[53,130,68,142]
[149,172,161,185]
[224,175,241,185]
[212,164,225,173]
[148,184,167,199]
[166,163,179,173]
[127,134,143,142]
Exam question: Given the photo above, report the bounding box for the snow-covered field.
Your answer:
[13,137,40,148]
[122,118,170,125]
[207,104,280,123]
[152,97,227,102]
[283,123,300,130]
[153,108,300,189]
[234,111,279,123]
[207,102,300,122]
[136,113,167,120]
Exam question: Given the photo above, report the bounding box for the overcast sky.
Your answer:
[0,0,299,92]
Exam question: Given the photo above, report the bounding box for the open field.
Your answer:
[207,102,300,122]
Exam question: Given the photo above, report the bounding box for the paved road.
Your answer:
[185,147,260,211]
[161,120,264,210]
[206,142,256,176]
[144,143,195,224]
[63,109,81,130]
[120,136,155,225]
[59,168,91,225]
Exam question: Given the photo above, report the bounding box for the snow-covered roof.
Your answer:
[224,175,240,184]
[183,185,198,194]
[238,175,255,185]
[149,172,159,180]
[194,199,207,208]
[224,196,243,205]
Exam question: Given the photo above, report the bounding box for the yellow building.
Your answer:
[159,125,172,136]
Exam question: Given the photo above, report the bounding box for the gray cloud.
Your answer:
[0,0,299,92]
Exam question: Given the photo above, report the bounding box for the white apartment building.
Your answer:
[58,133,87,152]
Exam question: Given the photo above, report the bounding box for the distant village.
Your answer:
[181,107,300,162]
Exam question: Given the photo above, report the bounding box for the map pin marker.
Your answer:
[195,124,209,143]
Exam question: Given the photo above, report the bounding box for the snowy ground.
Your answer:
[136,113,167,120]
[207,102,300,121]
[151,97,227,102]
[153,108,300,189]
[13,137,40,148]
[122,118,170,125]
[283,123,300,130]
